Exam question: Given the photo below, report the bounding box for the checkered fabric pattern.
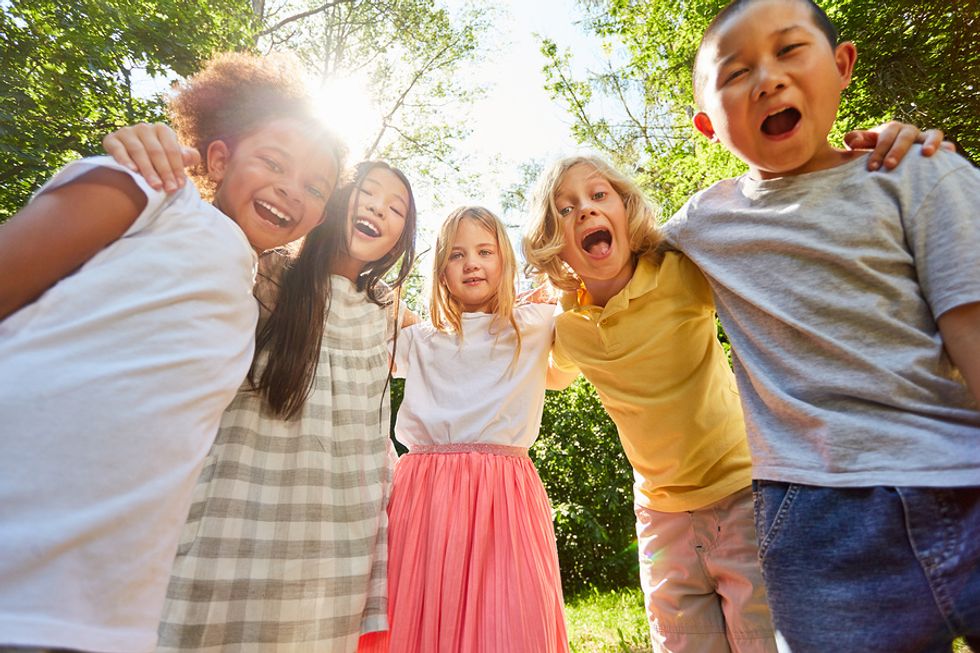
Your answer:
[157,275,392,653]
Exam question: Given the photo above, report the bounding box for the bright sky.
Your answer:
[406,0,607,245]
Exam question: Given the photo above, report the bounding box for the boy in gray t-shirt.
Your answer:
[663,0,980,651]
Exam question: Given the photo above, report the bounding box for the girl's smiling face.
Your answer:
[209,118,338,253]
[441,217,503,314]
[335,167,409,281]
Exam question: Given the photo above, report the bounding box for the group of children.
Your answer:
[1,1,977,652]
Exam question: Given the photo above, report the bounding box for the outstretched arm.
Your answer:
[103,122,200,192]
[0,168,146,320]
[844,121,955,172]
[937,302,980,406]
[546,355,579,391]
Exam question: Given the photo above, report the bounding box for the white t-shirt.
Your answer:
[392,303,556,448]
[0,157,259,652]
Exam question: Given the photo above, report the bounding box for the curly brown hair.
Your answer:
[168,51,345,198]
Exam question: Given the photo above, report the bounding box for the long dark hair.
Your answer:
[251,161,417,419]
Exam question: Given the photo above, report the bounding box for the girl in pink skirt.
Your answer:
[366,206,575,653]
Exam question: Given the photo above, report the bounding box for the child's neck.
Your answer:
[581,261,635,308]
[749,144,863,181]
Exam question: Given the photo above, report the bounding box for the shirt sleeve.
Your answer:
[903,155,980,318]
[32,156,173,238]
[389,322,416,379]
[550,317,581,375]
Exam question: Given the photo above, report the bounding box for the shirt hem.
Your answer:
[752,467,980,488]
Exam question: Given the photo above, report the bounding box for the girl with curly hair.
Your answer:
[0,52,345,652]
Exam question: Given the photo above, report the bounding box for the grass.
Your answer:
[565,587,976,653]
[565,586,649,653]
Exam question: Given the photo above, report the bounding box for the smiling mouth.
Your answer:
[354,218,380,238]
[761,108,802,136]
[255,200,292,228]
[581,228,612,256]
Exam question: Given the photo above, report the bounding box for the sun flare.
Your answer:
[313,75,380,159]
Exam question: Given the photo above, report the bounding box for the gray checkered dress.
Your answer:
[157,275,392,653]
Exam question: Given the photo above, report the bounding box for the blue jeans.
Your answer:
[753,482,980,653]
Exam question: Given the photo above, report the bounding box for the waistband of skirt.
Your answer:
[406,443,529,457]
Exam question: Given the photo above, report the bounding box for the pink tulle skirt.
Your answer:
[376,444,569,653]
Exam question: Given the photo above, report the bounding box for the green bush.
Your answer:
[533,378,638,594]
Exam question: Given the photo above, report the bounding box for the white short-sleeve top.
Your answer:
[0,157,258,652]
[392,303,556,449]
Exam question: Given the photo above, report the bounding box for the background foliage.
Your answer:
[0,0,256,219]
[0,0,487,220]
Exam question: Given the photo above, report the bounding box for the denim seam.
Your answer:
[757,483,799,559]
[898,486,958,637]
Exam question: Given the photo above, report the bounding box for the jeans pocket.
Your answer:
[753,480,801,560]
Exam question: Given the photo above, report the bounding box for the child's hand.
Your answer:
[843,122,955,172]
[518,285,558,305]
[102,123,199,193]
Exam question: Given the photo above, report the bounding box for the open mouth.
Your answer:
[354,218,381,238]
[761,107,801,136]
[581,228,612,256]
[255,200,292,228]
[463,277,484,286]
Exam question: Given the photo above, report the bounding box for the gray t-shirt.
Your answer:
[664,148,980,487]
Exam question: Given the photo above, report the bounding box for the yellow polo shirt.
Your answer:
[553,251,752,512]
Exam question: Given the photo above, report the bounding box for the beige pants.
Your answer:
[635,486,777,653]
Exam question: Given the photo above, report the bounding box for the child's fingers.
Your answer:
[181,145,202,169]
[103,125,164,191]
[148,123,189,192]
[918,128,951,156]
[102,132,140,175]
[861,121,903,171]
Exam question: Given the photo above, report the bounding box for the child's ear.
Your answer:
[835,41,858,89]
[693,112,718,142]
[205,140,232,183]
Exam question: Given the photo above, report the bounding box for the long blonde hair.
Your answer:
[522,155,662,292]
[430,206,522,360]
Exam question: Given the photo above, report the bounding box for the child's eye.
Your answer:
[307,185,326,200]
[449,252,463,260]
[558,206,573,217]
[592,191,606,201]
[390,207,405,219]
[262,156,283,173]
[480,249,494,256]
[723,68,746,85]
[777,43,804,56]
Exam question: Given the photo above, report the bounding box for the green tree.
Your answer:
[542,0,979,216]
[0,0,256,219]
[0,0,489,220]
[252,0,489,183]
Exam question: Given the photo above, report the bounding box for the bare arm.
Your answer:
[0,167,146,320]
[844,122,955,172]
[102,122,199,192]
[546,357,579,391]
[937,301,980,405]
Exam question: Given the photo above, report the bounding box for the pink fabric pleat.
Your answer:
[383,449,570,653]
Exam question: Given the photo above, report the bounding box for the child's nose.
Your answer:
[276,175,304,203]
[754,65,788,100]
